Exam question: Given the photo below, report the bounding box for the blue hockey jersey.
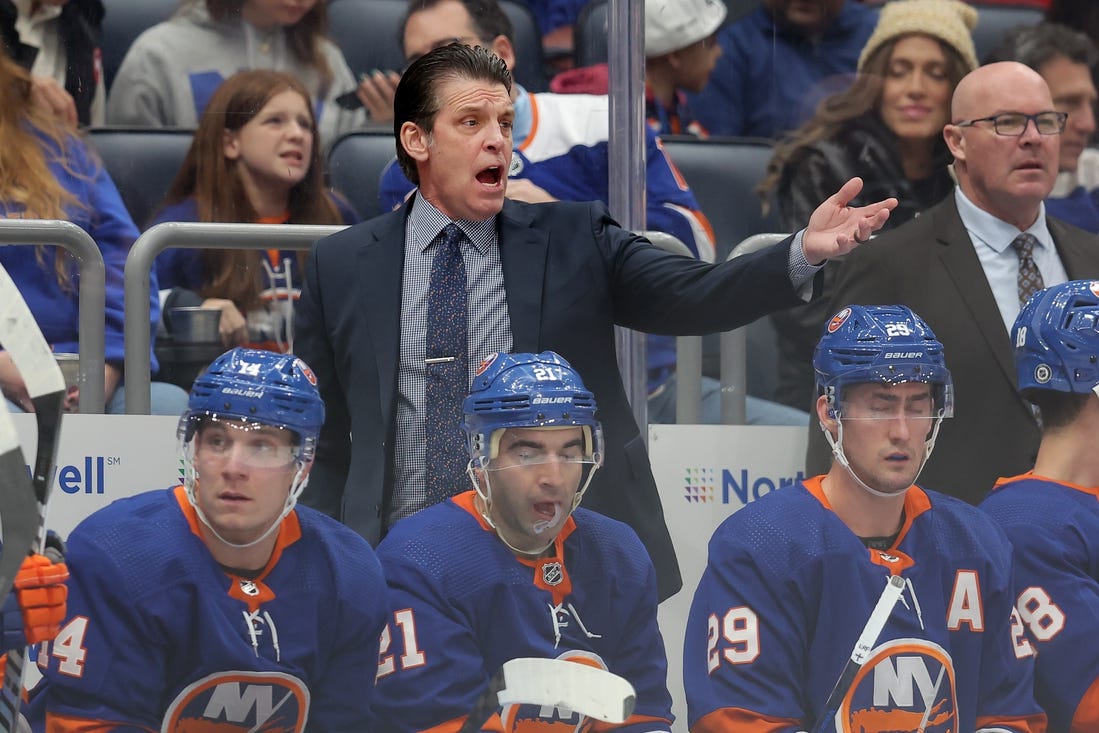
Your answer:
[27,486,389,732]
[684,476,1046,733]
[374,491,673,733]
[981,473,1099,733]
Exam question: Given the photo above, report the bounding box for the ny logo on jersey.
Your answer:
[840,639,957,733]
[163,671,310,732]
[548,603,602,649]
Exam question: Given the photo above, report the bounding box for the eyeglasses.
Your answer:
[953,111,1068,136]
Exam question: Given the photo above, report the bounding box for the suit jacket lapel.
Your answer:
[359,205,408,429]
[1049,217,1098,279]
[497,201,548,351]
[932,198,1020,392]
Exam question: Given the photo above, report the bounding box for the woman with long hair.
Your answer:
[759,0,978,411]
[107,0,371,147]
[0,45,187,414]
[153,69,356,352]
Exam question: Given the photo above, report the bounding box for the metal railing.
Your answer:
[123,222,346,413]
[720,233,790,424]
[0,219,106,413]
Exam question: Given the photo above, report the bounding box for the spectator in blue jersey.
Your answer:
[294,42,898,603]
[685,304,1046,732]
[381,0,807,427]
[27,348,389,732]
[374,351,675,732]
[980,279,1099,733]
[687,0,878,138]
[986,22,1099,233]
[0,46,187,416]
[152,69,357,353]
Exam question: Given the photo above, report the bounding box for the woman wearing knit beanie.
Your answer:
[759,0,979,411]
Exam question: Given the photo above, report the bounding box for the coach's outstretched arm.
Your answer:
[801,177,897,265]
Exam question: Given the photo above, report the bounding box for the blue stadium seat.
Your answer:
[972,3,1044,63]
[100,0,178,92]
[327,130,400,220]
[660,135,778,261]
[85,128,194,228]
[327,0,548,92]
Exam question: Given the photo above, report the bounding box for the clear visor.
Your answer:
[187,415,304,469]
[832,382,954,422]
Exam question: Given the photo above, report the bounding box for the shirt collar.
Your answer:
[513,84,532,146]
[409,193,496,255]
[954,186,1052,254]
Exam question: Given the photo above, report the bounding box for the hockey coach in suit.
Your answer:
[295,42,897,600]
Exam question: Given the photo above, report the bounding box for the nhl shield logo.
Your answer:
[541,562,564,587]
[239,579,260,596]
[1090,281,1099,299]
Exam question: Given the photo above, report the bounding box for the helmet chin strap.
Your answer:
[181,438,309,551]
[820,414,944,500]
[465,459,599,558]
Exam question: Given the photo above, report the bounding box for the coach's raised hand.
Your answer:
[801,177,897,265]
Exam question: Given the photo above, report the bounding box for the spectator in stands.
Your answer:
[152,70,356,353]
[805,61,1099,504]
[687,0,879,139]
[761,0,978,411]
[0,47,188,415]
[380,0,807,426]
[520,0,585,70]
[641,0,724,138]
[987,22,1099,232]
[106,0,379,146]
[549,0,726,139]
[0,0,103,126]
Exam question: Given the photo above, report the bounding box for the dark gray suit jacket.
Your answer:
[295,197,811,600]
[805,194,1099,504]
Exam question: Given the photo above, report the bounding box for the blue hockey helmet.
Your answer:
[178,347,325,462]
[462,351,603,465]
[814,304,954,419]
[1013,280,1099,394]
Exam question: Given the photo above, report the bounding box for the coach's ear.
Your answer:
[400,121,430,165]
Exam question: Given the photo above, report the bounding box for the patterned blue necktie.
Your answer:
[424,223,469,505]
[1012,233,1045,307]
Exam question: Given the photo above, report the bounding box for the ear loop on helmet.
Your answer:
[819,396,945,499]
[180,427,311,550]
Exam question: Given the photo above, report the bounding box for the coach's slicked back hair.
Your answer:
[394,43,512,185]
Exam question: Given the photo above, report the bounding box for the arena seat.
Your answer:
[972,3,1045,62]
[85,128,194,229]
[573,0,608,68]
[660,135,778,262]
[100,0,178,92]
[327,0,548,92]
[327,130,400,220]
